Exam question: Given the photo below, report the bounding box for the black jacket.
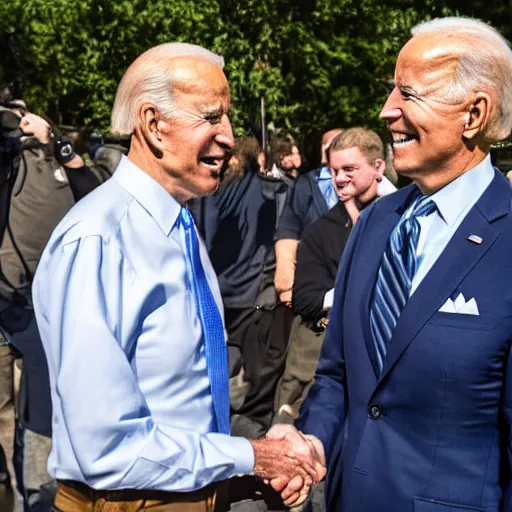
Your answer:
[292,201,352,322]
[197,171,291,309]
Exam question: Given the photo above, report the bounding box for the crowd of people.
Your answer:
[1,14,512,512]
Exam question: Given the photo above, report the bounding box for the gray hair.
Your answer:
[110,42,224,134]
[411,17,512,141]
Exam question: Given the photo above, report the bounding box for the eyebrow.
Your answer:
[198,103,227,116]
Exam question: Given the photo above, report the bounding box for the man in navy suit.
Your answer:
[267,17,512,511]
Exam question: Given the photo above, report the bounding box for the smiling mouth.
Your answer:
[391,132,419,146]
[200,156,225,176]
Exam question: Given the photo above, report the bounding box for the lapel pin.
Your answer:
[467,234,483,245]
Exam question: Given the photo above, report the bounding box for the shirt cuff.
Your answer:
[274,228,300,242]
[210,434,255,475]
[323,288,335,310]
[230,436,255,475]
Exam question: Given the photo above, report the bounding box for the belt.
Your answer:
[58,479,217,503]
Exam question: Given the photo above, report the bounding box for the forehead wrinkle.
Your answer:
[397,38,466,102]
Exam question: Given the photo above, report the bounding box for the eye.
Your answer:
[399,88,414,99]
[204,113,222,124]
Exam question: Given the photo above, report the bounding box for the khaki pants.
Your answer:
[54,481,217,512]
[274,316,326,423]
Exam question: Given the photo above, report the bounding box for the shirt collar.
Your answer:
[112,155,181,236]
[428,154,495,227]
[317,165,331,180]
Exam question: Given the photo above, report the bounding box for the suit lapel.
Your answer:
[357,187,417,377]
[377,171,509,383]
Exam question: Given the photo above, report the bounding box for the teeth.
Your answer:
[392,134,416,146]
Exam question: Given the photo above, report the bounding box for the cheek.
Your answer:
[354,173,373,189]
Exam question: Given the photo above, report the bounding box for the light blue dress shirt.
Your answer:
[317,165,339,209]
[32,156,254,491]
[409,155,495,295]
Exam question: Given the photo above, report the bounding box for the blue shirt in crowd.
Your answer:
[32,156,254,491]
[317,164,338,209]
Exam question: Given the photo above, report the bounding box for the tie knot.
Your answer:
[180,207,194,229]
[412,197,436,219]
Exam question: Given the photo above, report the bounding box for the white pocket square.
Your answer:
[439,293,479,315]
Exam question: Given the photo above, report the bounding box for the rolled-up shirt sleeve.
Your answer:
[33,234,254,492]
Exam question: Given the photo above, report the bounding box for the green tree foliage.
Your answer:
[0,0,508,161]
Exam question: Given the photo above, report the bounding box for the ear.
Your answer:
[374,158,386,180]
[257,152,265,171]
[463,92,491,140]
[138,102,167,152]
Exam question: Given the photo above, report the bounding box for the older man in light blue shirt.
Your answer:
[34,155,254,491]
[33,43,324,512]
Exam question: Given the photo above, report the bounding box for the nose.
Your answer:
[334,169,348,184]
[216,114,235,151]
[379,87,402,122]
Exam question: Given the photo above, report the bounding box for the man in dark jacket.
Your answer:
[275,127,389,424]
[0,111,110,512]
[273,129,342,305]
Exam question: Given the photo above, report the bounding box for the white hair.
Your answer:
[411,17,512,141]
[110,42,224,134]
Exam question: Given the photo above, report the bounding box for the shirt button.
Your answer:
[368,403,383,420]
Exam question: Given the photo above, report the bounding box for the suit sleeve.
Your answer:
[295,204,375,458]
[502,344,512,510]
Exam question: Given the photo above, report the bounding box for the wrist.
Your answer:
[304,435,326,467]
[249,438,284,477]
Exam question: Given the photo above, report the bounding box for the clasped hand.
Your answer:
[250,424,326,508]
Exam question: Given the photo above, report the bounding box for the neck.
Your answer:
[413,147,489,195]
[128,140,189,205]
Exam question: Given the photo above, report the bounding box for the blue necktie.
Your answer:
[370,194,437,373]
[180,208,230,434]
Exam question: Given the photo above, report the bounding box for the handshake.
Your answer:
[249,424,326,508]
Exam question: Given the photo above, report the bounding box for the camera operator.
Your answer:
[0,99,22,512]
[0,108,109,512]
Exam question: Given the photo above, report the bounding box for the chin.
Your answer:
[203,178,221,196]
[392,157,421,176]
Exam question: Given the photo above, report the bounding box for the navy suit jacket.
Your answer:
[298,170,512,512]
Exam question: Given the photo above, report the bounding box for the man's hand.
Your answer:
[19,113,51,144]
[265,424,326,508]
[250,437,317,483]
[250,436,319,508]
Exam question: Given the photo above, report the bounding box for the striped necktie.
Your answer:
[180,207,230,434]
[370,194,437,373]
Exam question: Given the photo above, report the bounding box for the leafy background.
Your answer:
[1,0,511,165]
